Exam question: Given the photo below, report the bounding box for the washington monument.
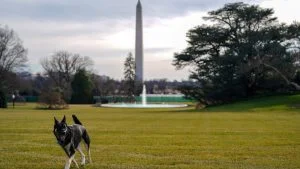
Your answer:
[135,0,144,83]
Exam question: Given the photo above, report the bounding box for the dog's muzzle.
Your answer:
[56,135,66,145]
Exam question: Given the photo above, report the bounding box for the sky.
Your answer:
[1,0,300,80]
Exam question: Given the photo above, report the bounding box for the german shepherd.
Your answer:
[53,115,91,169]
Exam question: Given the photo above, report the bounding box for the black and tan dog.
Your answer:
[53,115,91,169]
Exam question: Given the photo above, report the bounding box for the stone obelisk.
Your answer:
[135,0,144,83]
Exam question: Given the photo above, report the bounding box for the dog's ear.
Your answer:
[61,115,66,123]
[54,117,59,125]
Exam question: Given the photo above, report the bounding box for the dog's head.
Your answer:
[53,115,68,145]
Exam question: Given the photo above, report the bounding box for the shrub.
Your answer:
[38,91,68,109]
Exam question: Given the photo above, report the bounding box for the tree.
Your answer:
[173,2,300,106]
[123,52,135,101]
[41,51,93,102]
[71,69,93,104]
[0,25,27,108]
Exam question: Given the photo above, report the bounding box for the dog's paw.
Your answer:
[80,159,86,166]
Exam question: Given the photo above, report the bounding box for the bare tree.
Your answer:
[0,25,27,79]
[41,51,93,102]
[0,25,27,108]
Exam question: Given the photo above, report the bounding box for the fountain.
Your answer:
[101,84,188,108]
[142,84,146,106]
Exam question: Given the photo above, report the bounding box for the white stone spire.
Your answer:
[135,0,144,83]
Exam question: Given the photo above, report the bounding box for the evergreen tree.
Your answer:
[173,2,300,105]
[124,52,136,102]
[0,89,7,108]
[71,69,93,104]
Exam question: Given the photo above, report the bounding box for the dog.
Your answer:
[53,115,91,169]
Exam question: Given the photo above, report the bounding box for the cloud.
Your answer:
[1,0,261,21]
[260,0,300,24]
[22,11,203,79]
[3,10,204,79]
[1,0,299,80]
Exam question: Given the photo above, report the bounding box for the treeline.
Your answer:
[4,71,190,101]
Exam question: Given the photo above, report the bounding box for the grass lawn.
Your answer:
[0,95,300,169]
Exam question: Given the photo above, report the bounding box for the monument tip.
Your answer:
[137,0,141,6]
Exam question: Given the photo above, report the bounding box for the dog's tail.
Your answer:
[72,115,82,125]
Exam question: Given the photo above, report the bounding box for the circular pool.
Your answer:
[101,103,188,108]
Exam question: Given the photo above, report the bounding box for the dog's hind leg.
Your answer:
[87,145,92,164]
[82,131,92,163]
[76,145,86,165]
[84,142,92,164]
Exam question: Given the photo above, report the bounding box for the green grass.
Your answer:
[0,95,300,169]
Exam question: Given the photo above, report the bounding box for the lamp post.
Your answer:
[12,94,15,109]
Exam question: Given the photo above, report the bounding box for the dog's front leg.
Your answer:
[64,154,79,169]
[72,157,79,169]
[64,146,79,169]
[64,155,73,169]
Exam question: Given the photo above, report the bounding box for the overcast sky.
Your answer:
[1,0,300,80]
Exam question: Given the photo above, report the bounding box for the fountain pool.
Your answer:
[101,85,188,108]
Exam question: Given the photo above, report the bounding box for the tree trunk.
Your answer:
[263,63,300,90]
